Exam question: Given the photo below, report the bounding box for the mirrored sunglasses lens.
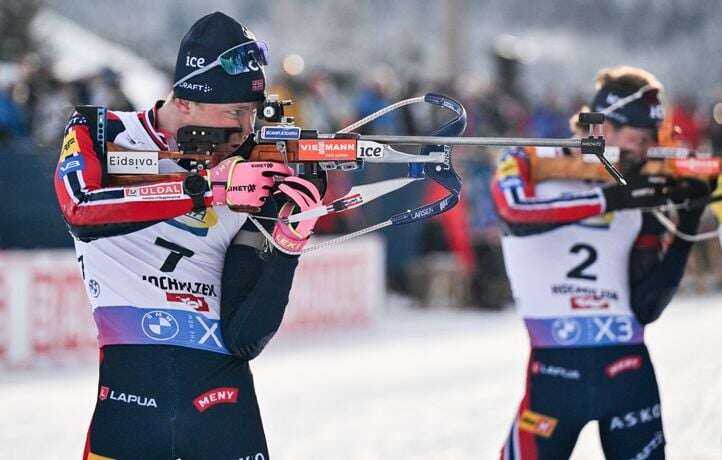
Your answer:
[219,41,269,75]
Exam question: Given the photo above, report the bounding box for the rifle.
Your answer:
[529,147,720,184]
[98,94,616,253]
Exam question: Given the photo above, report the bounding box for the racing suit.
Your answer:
[492,147,698,460]
[55,101,296,460]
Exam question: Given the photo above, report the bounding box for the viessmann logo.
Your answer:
[298,139,356,161]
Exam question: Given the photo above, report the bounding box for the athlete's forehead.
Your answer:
[200,101,257,111]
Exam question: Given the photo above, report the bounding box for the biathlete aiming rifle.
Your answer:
[99,93,618,254]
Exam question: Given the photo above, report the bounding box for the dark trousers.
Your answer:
[501,344,665,460]
[84,345,269,460]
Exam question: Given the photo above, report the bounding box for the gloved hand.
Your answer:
[668,177,712,205]
[271,176,323,253]
[209,158,292,213]
[601,175,670,212]
[669,178,712,234]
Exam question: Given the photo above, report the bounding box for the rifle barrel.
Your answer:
[359,135,583,148]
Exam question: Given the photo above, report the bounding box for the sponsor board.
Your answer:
[0,239,384,368]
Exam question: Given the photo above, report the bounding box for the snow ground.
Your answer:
[1,294,720,459]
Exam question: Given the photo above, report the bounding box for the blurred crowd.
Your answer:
[2,51,722,308]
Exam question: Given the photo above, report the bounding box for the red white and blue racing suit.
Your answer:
[55,101,297,460]
[492,147,696,460]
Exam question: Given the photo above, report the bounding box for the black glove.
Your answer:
[668,177,712,205]
[602,175,670,212]
[669,178,712,233]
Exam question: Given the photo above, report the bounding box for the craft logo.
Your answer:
[605,355,642,378]
[192,387,239,412]
[631,431,664,460]
[141,310,180,341]
[177,81,213,93]
[519,409,558,438]
[99,386,109,400]
[298,139,356,161]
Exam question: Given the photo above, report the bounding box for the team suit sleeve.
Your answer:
[220,201,299,360]
[491,148,609,236]
[628,208,702,325]
[54,112,211,241]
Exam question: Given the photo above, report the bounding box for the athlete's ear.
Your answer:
[174,97,194,115]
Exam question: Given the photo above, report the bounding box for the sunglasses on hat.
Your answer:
[173,40,269,88]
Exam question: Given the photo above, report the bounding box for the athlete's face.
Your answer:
[604,123,657,161]
[185,101,258,153]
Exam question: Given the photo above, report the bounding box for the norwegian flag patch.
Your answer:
[251,79,264,92]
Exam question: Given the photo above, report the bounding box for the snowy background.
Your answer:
[1,294,720,459]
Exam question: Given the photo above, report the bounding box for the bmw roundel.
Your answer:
[551,318,582,345]
[141,310,180,341]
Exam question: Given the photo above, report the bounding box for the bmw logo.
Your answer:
[551,318,581,345]
[88,279,100,298]
[141,311,180,341]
